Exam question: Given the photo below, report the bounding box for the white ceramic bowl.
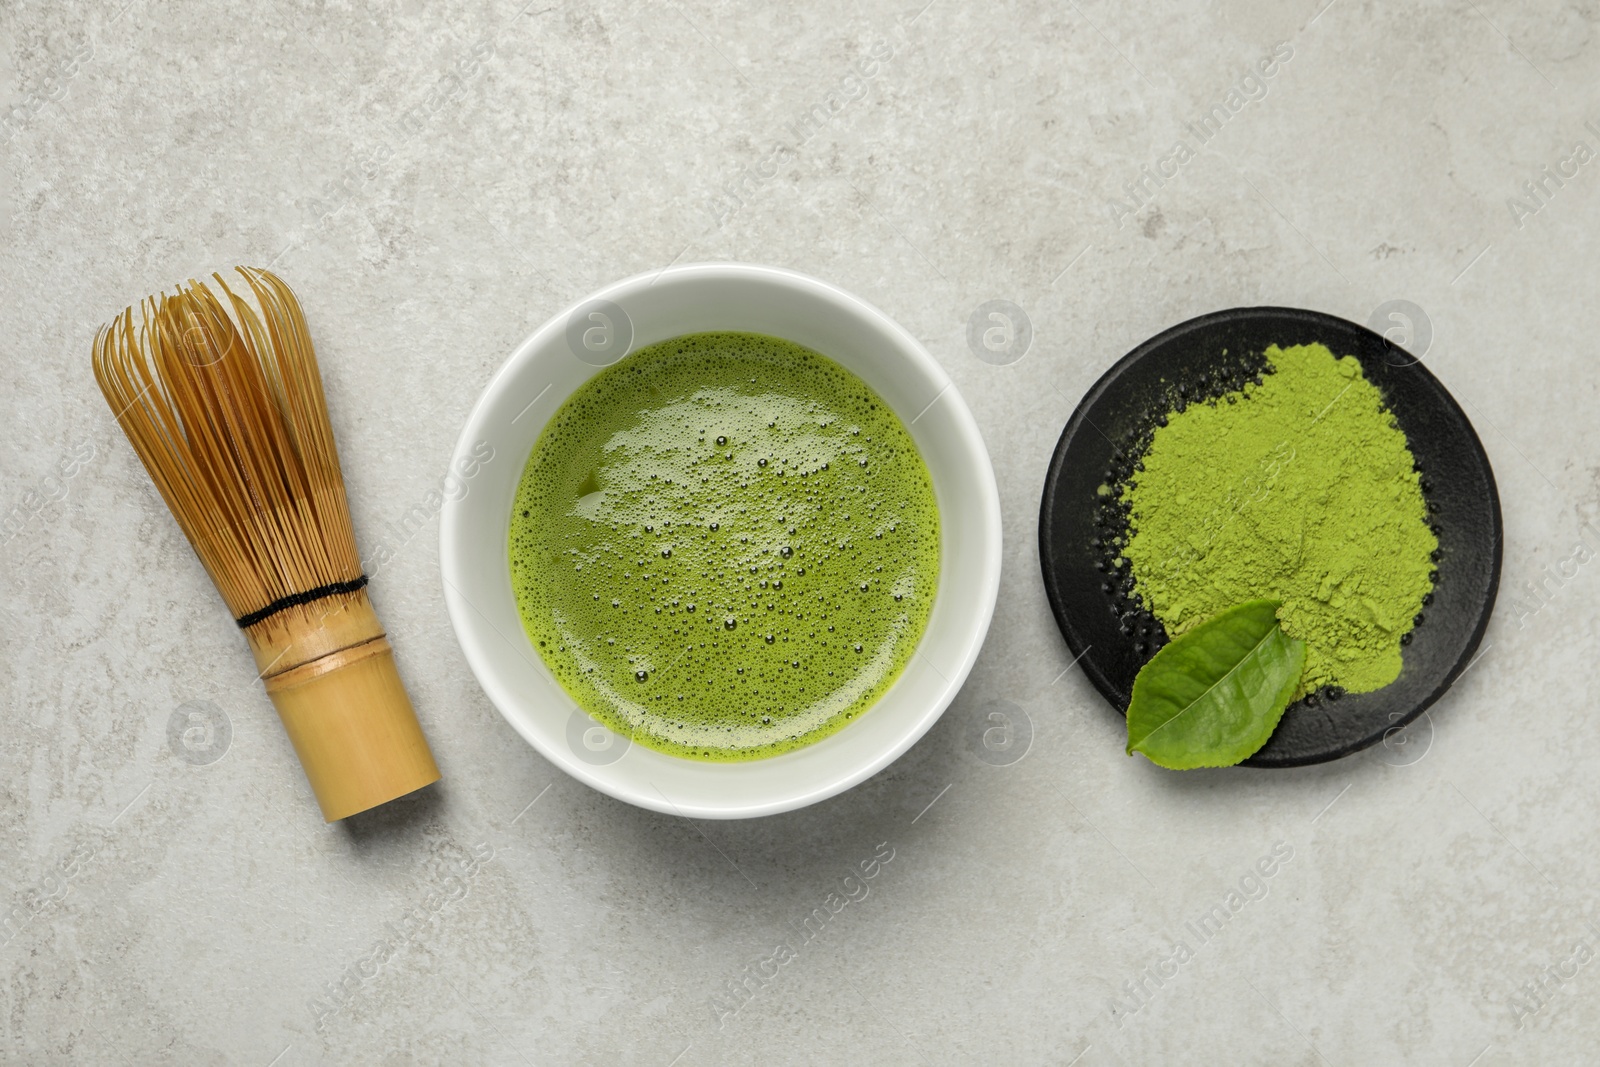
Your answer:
[440,263,1001,818]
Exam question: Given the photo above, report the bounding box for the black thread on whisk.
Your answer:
[234,576,370,628]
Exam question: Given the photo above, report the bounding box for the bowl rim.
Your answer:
[439,262,1002,817]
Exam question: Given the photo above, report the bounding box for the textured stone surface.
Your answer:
[4,0,1599,1063]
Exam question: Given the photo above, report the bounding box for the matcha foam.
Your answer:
[510,332,940,761]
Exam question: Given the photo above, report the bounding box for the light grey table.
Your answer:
[4,0,1597,1063]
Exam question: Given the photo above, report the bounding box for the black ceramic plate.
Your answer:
[1039,307,1502,767]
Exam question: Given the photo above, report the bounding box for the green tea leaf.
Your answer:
[1126,599,1306,770]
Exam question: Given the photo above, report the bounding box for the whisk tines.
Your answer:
[92,267,362,625]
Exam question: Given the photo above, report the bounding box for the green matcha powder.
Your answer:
[1120,343,1437,697]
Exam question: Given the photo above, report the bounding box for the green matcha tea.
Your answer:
[509,332,940,761]
[1120,342,1437,697]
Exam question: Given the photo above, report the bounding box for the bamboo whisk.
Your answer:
[93,267,440,821]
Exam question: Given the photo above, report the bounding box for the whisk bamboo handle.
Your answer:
[246,591,439,822]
